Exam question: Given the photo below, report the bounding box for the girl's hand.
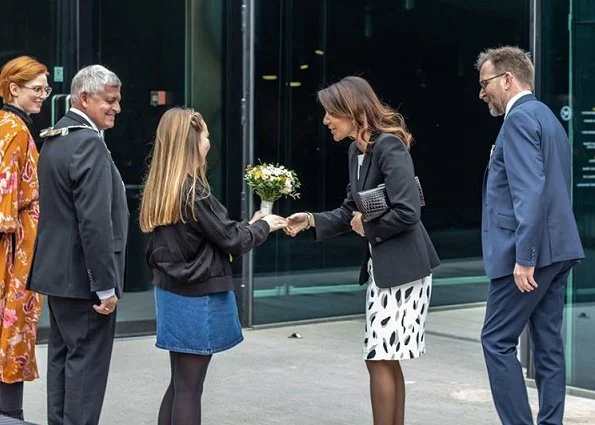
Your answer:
[261,214,288,232]
[249,210,265,224]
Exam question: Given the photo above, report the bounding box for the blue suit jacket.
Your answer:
[481,94,584,280]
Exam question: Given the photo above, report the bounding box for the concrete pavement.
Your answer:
[22,306,595,424]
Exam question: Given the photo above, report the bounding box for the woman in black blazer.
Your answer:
[287,76,439,425]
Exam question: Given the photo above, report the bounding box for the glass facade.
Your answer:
[250,0,529,324]
[0,0,231,336]
[567,0,595,391]
[539,0,595,392]
[1,0,593,391]
[95,0,187,335]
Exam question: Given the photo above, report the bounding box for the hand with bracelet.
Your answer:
[284,212,315,237]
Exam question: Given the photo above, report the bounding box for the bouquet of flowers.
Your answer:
[244,162,301,214]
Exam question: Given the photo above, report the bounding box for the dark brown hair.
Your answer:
[317,76,413,151]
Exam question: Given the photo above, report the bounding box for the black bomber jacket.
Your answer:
[145,188,270,297]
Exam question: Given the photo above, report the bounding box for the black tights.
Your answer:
[366,360,405,425]
[0,381,24,420]
[158,352,212,425]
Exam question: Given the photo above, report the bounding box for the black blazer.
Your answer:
[313,133,440,288]
[27,111,129,299]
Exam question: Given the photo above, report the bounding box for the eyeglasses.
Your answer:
[19,85,53,96]
[479,72,507,90]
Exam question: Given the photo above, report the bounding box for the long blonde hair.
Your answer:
[139,107,210,233]
[317,76,413,151]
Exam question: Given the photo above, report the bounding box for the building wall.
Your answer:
[539,0,595,392]
[248,0,529,324]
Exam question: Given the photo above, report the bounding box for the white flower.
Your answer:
[244,162,301,200]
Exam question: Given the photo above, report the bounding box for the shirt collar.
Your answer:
[69,108,100,133]
[504,90,533,119]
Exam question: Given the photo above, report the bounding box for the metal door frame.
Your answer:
[240,0,256,326]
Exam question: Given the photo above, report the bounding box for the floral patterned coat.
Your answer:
[0,109,42,383]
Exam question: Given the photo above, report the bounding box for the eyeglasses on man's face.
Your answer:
[479,72,507,90]
[20,84,53,97]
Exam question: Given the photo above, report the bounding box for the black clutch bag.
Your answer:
[354,177,425,222]
[354,184,389,222]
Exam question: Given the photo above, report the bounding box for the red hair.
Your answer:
[0,56,49,103]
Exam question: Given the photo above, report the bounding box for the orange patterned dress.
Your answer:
[0,109,42,383]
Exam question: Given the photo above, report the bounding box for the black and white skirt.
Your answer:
[363,261,432,361]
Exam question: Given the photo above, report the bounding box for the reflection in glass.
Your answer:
[252,0,530,325]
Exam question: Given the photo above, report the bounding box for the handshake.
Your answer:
[250,211,365,237]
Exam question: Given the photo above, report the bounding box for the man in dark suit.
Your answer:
[27,65,129,425]
[476,46,584,425]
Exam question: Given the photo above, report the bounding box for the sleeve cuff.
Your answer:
[251,219,270,233]
[96,288,116,300]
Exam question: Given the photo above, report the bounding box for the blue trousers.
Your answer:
[481,260,575,425]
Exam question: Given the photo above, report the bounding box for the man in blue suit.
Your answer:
[476,46,584,425]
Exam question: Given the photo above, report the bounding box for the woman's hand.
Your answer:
[261,214,288,232]
[249,210,265,224]
[284,212,309,237]
[351,212,365,237]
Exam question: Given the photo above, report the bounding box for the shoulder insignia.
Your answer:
[40,125,98,138]
[39,127,64,138]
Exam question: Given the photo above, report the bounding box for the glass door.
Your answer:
[90,0,188,332]
[1,0,92,143]
[3,0,230,337]
[535,0,595,391]
[250,0,530,325]
[567,0,595,391]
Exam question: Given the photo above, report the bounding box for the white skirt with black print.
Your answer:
[363,260,432,361]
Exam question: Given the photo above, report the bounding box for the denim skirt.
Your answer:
[154,286,244,355]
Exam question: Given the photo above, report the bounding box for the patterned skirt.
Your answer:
[363,261,432,361]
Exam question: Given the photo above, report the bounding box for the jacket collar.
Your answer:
[506,92,536,117]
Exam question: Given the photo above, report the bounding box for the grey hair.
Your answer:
[70,65,121,103]
[475,46,534,91]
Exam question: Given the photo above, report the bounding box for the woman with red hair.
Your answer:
[0,55,49,420]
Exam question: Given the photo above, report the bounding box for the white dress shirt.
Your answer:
[357,154,364,179]
[504,90,532,119]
